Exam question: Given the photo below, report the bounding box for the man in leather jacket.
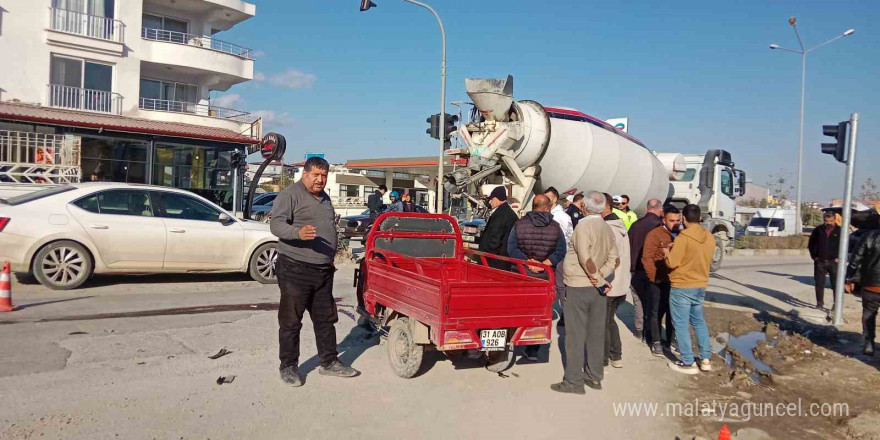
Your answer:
[845,223,880,356]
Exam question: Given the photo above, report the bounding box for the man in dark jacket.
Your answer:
[367,185,387,219]
[809,211,842,310]
[627,198,663,341]
[642,205,680,356]
[566,193,585,227]
[508,194,566,360]
[845,221,880,356]
[478,186,519,270]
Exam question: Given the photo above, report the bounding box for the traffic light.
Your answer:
[443,113,458,148]
[426,113,441,139]
[359,0,377,11]
[821,121,849,163]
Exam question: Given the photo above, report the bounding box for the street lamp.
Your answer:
[360,0,447,214]
[769,17,854,234]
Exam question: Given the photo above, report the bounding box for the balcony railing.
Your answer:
[0,130,81,184]
[49,7,124,43]
[141,28,253,59]
[139,97,255,122]
[48,84,123,114]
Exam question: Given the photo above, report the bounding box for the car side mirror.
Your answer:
[219,213,235,226]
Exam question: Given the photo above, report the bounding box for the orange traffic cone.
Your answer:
[718,424,731,440]
[0,261,14,312]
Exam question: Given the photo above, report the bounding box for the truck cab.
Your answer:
[666,149,745,269]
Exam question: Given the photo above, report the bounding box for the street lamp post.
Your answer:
[770,17,854,234]
[360,0,447,214]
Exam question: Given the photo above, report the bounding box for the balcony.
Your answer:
[141,28,253,59]
[139,98,253,122]
[48,84,122,115]
[46,8,125,56]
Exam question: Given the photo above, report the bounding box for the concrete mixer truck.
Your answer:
[445,76,746,271]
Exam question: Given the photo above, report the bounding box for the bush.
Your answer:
[735,235,808,250]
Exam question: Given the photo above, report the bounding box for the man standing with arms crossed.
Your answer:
[628,199,664,342]
[664,204,716,374]
[271,157,359,386]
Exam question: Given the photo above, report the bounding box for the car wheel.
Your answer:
[249,242,278,284]
[32,240,93,290]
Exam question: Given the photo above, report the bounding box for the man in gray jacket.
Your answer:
[271,157,359,387]
[552,191,620,394]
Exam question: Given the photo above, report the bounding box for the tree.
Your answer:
[767,170,794,204]
[860,178,880,201]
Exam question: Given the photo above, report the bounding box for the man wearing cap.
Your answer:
[479,186,519,271]
[613,195,638,230]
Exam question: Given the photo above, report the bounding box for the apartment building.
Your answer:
[0,0,259,210]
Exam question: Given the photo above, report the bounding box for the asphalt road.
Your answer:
[0,255,862,439]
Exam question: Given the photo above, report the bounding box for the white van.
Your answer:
[746,208,799,237]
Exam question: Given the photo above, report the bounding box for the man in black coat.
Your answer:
[367,185,387,219]
[479,186,519,270]
[626,198,664,341]
[809,211,841,310]
[845,219,880,356]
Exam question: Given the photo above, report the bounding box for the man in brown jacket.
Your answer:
[641,205,680,357]
[665,204,716,374]
[551,191,619,394]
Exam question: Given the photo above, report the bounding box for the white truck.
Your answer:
[445,76,745,270]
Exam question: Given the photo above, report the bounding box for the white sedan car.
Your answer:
[0,183,278,290]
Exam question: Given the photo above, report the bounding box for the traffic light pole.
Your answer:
[832,112,859,326]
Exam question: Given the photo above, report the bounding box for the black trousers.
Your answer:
[277,254,339,369]
[605,295,626,362]
[863,289,880,343]
[814,260,837,307]
[647,281,674,346]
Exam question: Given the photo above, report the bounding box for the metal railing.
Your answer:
[333,196,367,207]
[141,28,254,59]
[49,7,124,43]
[138,97,255,122]
[0,130,81,184]
[48,84,122,114]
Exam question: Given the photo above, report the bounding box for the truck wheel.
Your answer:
[710,235,724,272]
[485,348,515,373]
[387,317,424,378]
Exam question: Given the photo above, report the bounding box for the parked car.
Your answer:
[250,200,274,222]
[344,205,430,242]
[459,218,487,248]
[0,183,279,290]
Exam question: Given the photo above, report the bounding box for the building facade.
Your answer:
[0,0,259,210]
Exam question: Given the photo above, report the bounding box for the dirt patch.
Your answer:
[678,307,880,440]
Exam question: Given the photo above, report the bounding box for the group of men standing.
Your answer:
[479,186,718,393]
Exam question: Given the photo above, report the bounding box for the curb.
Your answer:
[731,249,810,256]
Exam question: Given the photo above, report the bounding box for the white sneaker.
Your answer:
[667,360,699,375]
[699,359,712,372]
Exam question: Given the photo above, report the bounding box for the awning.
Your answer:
[345,156,466,175]
[336,174,379,186]
[0,101,259,145]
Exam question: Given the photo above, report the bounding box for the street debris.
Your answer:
[67,331,88,335]
[216,375,236,385]
[208,348,231,360]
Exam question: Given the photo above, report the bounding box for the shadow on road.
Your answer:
[82,272,255,288]
[758,270,816,287]
[15,295,95,311]
[710,273,814,310]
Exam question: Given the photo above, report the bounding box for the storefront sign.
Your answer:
[261,132,286,160]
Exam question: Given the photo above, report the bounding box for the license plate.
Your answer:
[462,235,475,242]
[463,227,478,234]
[480,329,507,351]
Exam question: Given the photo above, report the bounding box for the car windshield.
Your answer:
[0,185,76,206]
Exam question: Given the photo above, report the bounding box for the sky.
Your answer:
[217,0,879,203]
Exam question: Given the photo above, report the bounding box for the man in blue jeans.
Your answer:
[663,204,716,374]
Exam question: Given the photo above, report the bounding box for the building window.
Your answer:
[364,186,378,195]
[142,13,189,42]
[339,184,360,198]
[140,78,198,112]
[365,170,386,178]
[80,136,149,184]
[152,143,234,209]
[393,172,412,179]
[49,55,114,112]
